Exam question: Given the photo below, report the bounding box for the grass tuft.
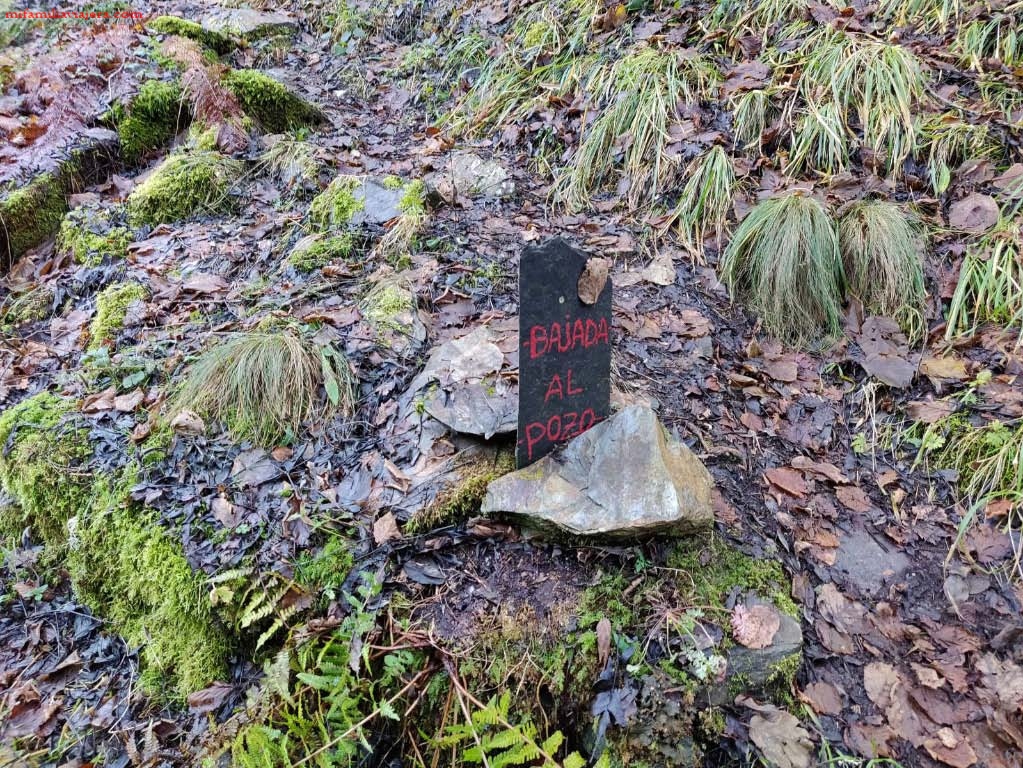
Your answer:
[955,12,1023,71]
[721,193,843,345]
[555,46,720,211]
[662,146,736,252]
[878,0,964,32]
[730,89,772,151]
[946,227,1023,345]
[839,200,926,341]
[787,100,849,176]
[918,114,1001,194]
[172,327,357,445]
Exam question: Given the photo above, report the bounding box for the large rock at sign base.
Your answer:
[481,405,713,539]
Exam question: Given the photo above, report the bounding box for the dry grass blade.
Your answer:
[662,146,736,254]
[839,200,926,341]
[721,193,843,345]
[955,11,1023,71]
[945,227,1023,346]
[878,0,964,32]
[555,46,720,211]
[172,328,357,446]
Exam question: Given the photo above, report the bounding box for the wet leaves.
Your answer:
[731,603,780,649]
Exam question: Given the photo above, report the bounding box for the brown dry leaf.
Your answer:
[113,389,145,412]
[924,727,978,768]
[373,512,401,545]
[182,272,229,294]
[211,495,240,528]
[578,257,611,305]
[82,386,117,413]
[791,456,849,484]
[765,359,798,382]
[596,617,612,667]
[187,681,233,714]
[949,193,999,232]
[749,708,814,768]
[912,663,946,689]
[170,410,205,435]
[836,485,874,514]
[801,681,843,715]
[907,399,956,424]
[732,603,781,649]
[920,355,968,383]
[765,467,808,498]
[817,584,871,635]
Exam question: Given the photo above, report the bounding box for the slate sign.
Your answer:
[517,237,611,468]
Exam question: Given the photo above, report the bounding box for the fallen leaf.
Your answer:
[113,389,144,412]
[924,727,978,768]
[596,617,612,667]
[373,511,400,545]
[578,257,611,305]
[765,467,808,498]
[920,355,968,383]
[791,456,849,484]
[801,681,843,715]
[749,708,814,768]
[82,386,116,413]
[182,272,229,293]
[766,360,799,382]
[211,495,241,528]
[949,194,999,233]
[732,603,781,649]
[187,681,233,714]
[170,409,205,435]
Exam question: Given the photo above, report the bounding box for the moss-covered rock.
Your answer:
[286,232,357,272]
[223,69,322,133]
[0,284,52,332]
[0,392,91,547]
[407,448,515,533]
[0,172,68,268]
[116,80,188,166]
[309,175,364,230]
[56,205,132,266]
[69,478,233,701]
[89,281,147,350]
[126,151,244,226]
[148,15,235,54]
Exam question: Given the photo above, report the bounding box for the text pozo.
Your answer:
[519,315,609,461]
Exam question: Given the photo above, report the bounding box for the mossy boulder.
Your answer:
[0,172,68,268]
[149,15,235,54]
[68,490,233,701]
[57,205,132,266]
[0,284,52,332]
[407,447,515,533]
[89,281,147,350]
[0,392,91,547]
[223,69,322,133]
[286,232,357,272]
[126,151,244,226]
[116,80,188,166]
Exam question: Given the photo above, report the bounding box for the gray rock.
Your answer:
[481,405,714,539]
[411,327,517,439]
[833,527,910,597]
[351,180,404,226]
[203,8,298,39]
[425,151,514,204]
[706,596,803,707]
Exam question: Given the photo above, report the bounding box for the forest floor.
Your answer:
[1,1,1022,767]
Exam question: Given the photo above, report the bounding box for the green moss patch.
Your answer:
[407,449,515,533]
[668,535,798,619]
[309,175,364,230]
[69,486,233,701]
[89,281,147,350]
[57,205,132,266]
[149,15,235,54]
[223,69,322,133]
[117,80,188,166]
[0,284,52,332]
[0,172,69,267]
[126,151,244,226]
[286,232,356,272]
[0,392,91,547]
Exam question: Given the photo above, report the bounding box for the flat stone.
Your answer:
[203,8,298,39]
[351,179,404,226]
[833,528,910,597]
[481,405,714,539]
[425,151,514,204]
[705,596,802,707]
[410,326,516,439]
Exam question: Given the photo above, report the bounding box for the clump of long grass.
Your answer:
[878,0,964,32]
[839,200,926,341]
[730,89,773,151]
[259,136,320,193]
[787,101,849,176]
[945,227,1023,345]
[172,327,357,445]
[662,146,736,252]
[955,12,1023,71]
[555,46,720,211]
[979,78,1023,122]
[797,32,926,176]
[918,114,1001,194]
[720,193,844,345]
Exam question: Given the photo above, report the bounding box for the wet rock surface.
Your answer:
[482,405,714,539]
[425,151,515,204]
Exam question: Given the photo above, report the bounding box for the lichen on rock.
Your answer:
[223,69,322,133]
[89,281,147,350]
[57,205,132,266]
[126,151,244,226]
